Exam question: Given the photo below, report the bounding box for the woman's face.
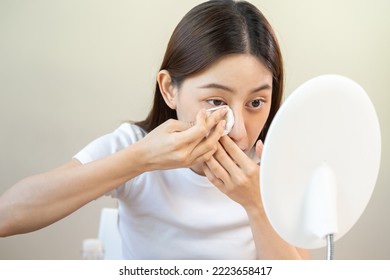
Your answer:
[172,54,273,156]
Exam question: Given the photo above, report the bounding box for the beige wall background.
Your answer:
[0,0,388,259]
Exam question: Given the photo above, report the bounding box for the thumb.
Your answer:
[255,140,263,165]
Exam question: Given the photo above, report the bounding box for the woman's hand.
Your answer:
[202,136,263,211]
[137,108,227,171]
[203,138,310,259]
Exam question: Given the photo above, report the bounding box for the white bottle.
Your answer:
[82,239,104,260]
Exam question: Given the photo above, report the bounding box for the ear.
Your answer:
[157,70,178,110]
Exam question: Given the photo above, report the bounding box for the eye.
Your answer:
[207,99,227,107]
[247,99,265,109]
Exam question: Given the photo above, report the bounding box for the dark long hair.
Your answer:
[135,0,283,142]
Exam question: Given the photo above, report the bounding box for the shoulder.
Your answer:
[101,122,148,149]
[113,122,148,144]
[73,123,147,164]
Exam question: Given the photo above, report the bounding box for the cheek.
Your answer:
[248,111,270,140]
[250,120,265,139]
[175,94,202,122]
[176,107,198,122]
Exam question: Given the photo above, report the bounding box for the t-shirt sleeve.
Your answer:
[73,123,146,198]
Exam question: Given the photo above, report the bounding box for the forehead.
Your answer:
[182,54,273,89]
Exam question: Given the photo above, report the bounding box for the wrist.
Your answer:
[129,140,156,173]
[245,202,268,224]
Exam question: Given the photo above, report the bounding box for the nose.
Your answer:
[228,108,247,148]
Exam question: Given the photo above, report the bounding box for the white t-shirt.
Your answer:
[74,123,256,259]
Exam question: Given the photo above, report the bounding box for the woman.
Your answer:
[0,0,308,259]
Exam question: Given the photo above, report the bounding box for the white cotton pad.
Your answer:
[206,105,235,135]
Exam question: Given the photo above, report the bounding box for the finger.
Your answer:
[191,120,226,160]
[173,109,209,145]
[160,118,204,153]
[205,107,228,131]
[255,139,263,165]
[207,146,235,183]
[177,107,227,147]
[219,136,253,170]
[213,142,241,176]
[203,157,228,189]
[193,146,217,166]
[219,136,246,162]
[202,161,223,189]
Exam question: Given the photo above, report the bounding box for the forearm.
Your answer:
[246,207,309,260]
[0,142,146,237]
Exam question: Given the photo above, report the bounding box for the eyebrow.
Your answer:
[198,83,271,94]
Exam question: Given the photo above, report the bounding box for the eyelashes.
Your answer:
[206,98,266,109]
[206,99,227,107]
